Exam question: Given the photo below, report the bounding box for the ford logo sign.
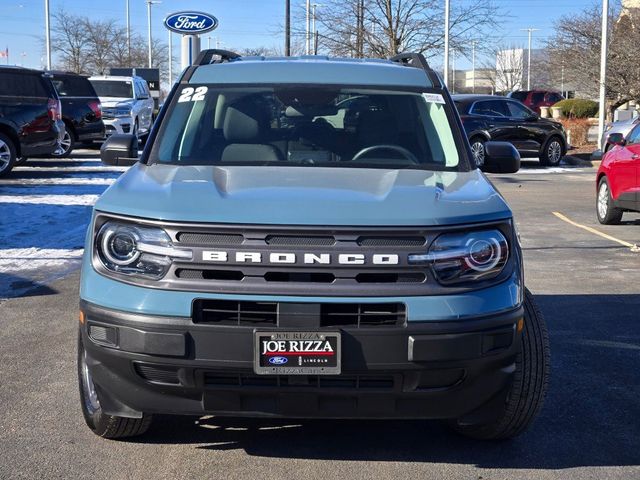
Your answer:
[164,12,218,35]
[268,356,288,365]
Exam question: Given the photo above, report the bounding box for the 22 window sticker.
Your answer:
[178,86,208,103]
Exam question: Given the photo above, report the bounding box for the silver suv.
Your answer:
[89,75,154,139]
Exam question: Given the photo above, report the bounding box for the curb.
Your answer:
[563,155,601,168]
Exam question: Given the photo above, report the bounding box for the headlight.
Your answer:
[96,221,192,279]
[409,229,509,284]
[114,107,132,117]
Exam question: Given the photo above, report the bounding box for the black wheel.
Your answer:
[77,331,152,439]
[15,156,28,166]
[450,288,550,440]
[540,136,564,166]
[52,127,74,157]
[596,176,623,225]
[0,132,17,177]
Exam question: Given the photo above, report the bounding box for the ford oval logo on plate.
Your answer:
[164,11,218,35]
[269,356,288,365]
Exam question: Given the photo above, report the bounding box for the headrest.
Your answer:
[223,106,261,143]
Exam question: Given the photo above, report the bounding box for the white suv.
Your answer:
[89,75,154,139]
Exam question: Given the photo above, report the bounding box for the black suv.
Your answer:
[453,94,567,167]
[0,66,64,176]
[49,72,105,156]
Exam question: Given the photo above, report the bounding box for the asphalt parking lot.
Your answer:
[1,153,639,479]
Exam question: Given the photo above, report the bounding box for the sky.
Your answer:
[0,0,612,71]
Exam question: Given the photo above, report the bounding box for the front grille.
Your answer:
[357,236,426,246]
[266,235,336,246]
[320,303,405,327]
[194,300,278,326]
[203,372,395,390]
[134,363,180,384]
[167,225,439,296]
[193,300,406,327]
[177,232,244,245]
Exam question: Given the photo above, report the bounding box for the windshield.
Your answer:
[90,80,133,98]
[151,85,461,170]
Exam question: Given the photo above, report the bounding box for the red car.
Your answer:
[596,127,640,224]
[508,90,564,115]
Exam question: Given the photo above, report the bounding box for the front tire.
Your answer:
[596,176,623,225]
[469,136,486,167]
[450,288,550,440]
[0,132,17,177]
[540,136,564,166]
[77,331,152,439]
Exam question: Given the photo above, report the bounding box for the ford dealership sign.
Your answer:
[164,12,218,35]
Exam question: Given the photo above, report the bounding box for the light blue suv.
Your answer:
[78,50,550,440]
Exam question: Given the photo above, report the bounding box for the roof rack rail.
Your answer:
[389,52,443,88]
[194,49,242,66]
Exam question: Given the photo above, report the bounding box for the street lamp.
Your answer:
[520,27,539,90]
[44,0,51,70]
[146,0,162,68]
[598,0,609,150]
[443,0,450,87]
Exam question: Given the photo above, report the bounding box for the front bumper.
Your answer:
[80,300,523,422]
[103,116,133,136]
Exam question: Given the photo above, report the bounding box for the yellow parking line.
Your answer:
[552,211,640,252]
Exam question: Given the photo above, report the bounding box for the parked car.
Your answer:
[596,125,640,224]
[49,71,105,156]
[0,66,64,176]
[508,90,564,115]
[88,75,154,140]
[453,94,567,167]
[77,51,550,441]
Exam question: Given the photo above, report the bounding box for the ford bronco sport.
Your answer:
[78,50,550,440]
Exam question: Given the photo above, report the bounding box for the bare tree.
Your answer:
[51,10,91,73]
[308,0,503,61]
[481,45,525,94]
[544,3,640,118]
[51,10,169,81]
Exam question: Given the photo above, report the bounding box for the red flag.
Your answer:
[0,47,7,58]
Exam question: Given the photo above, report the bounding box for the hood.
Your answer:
[95,165,512,226]
[99,97,133,107]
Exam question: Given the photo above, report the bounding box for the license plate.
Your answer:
[254,331,341,375]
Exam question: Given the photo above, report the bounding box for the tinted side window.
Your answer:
[52,75,96,97]
[510,91,527,101]
[0,72,48,97]
[626,125,640,145]
[546,93,563,103]
[472,100,509,117]
[531,92,545,103]
[507,101,533,119]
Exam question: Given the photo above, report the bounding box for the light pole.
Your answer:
[520,27,539,90]
[44,0,51,69]
[305,0,311,54]
[207,36,211,49]
[311,3,321,54]
[146,0,161,68]
[285,0,291,56]
[126,0,131,64]
[443,0,450,87]
[168,30,172,85]
[598,0,609,149]
[471,40,477,94]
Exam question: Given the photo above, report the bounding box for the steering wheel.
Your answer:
[351,145,419,164]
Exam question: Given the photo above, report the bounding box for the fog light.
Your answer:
[88,324,118,347]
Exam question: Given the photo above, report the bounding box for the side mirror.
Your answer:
[606,132,625,147]
[525,114,538,122]
[100,134,139,166]
[481,141,521,173]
